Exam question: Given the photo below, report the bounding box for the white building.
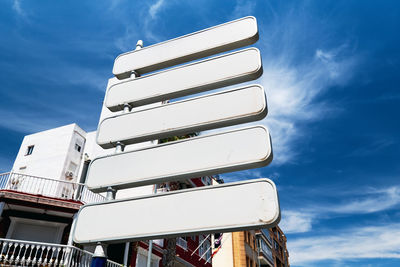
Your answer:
[12,123,86,183]
[0,124,121,266]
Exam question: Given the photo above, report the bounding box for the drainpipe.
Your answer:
[76,157,90,201]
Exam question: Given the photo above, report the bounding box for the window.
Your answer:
[25,145,34,155]
[274,240,280,252]
[75,143,81,152]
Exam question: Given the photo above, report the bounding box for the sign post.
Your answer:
[90,243,107,267]
[75,16,280,265]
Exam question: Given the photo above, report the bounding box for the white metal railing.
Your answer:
[0,238,123,267]
[176,237,188,250]
[0,172,105,204]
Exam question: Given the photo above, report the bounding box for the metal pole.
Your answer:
[91,143,121,267]
[121,40,144,267]
[257,237,261,267]
[91,242,107,267]
[123,242,130,266]
[146,184,158,267]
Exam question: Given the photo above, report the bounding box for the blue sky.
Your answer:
[0,0,399,266]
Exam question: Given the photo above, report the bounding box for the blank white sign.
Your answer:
[106,48,262,111]
[112,16,258,79]
[97,85,267,148]
[73,179,280,244]
[86,125,273,192]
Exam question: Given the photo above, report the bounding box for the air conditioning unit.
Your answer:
[65,171,74,179]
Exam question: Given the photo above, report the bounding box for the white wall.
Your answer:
[12,124,86,181]
[212,233,234,267]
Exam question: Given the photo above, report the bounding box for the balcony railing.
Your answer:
[0,238,122,267]
[176,237,188,250]
[0,172,105,204]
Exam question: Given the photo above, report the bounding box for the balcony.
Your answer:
[259,238,274,266]
[0,172,105,204]
[261,228,272,245]
[0,238,122,267]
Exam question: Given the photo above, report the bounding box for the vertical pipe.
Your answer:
[146,184,158,267]
[123,242,130,266]
[0,202,5,217]
[91,185,117,266]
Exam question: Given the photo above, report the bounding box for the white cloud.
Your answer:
[110,1,359,166]
[113,0,168,50]
[149,0,165,19]
[328,186,400,214]
[280,210,314,234]
[289,224,400,265]
[231,0,256,19]
[280,185,400,235]
[12,0,25,17]
[345,139,395,158]
[256,39,357,165]
[0,108,63,133]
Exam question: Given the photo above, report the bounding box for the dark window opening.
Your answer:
[26,145,34,155]
[75,143,81,152]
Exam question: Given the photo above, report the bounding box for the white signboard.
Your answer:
[97,85,267,148]
[73,179,280,244]
[106,48,262,111]
[87,126,272,192]
[113,16,258,79]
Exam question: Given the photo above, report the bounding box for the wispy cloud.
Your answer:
[114,26,141,52]
[328,186,400,214]
[0,108,63,134]
[289,224,400,265]
[149,0,165,19]
[12,0,26,17]
[345,139,395,158]
[280,185,400,234]
[259,50,354,164]
[253,9,358,165]
[40,64,108,92]
[113,0,169,51]
[230,0,256,19]
[280,210,314,234]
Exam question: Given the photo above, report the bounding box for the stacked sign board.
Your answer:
[73,16,280,244]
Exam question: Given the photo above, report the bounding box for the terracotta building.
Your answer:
[212,226,289,267]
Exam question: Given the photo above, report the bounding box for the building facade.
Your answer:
[212,227,289,267]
